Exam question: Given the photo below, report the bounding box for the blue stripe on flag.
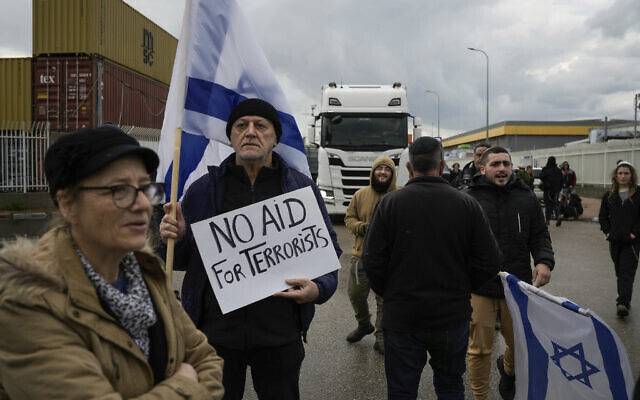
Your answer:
[507,275,549,400]
[163,131,210,200]
[185,77,244,124]
[184,77,305,151]
[591,317,628,400]
[561,300,580,313]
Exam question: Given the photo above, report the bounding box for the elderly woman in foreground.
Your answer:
[0,125,224,399]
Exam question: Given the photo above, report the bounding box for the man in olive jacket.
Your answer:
[344,155,397,354]
[363,137,501,399]
[466,146,555,400]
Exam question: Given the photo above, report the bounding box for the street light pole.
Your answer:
[425,90,440,138]
[468,47,489,140]
[635,93,638,139]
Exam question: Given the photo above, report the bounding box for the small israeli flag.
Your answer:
[500,272,634,399]
[156,0,309,200]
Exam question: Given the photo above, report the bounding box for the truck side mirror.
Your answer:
[414,117,422,127]
[413,127,422,139]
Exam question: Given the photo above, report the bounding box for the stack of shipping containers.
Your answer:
[0,0,177,194]
[32,0,177,133]
[0,58,32,123]
[0,0,177,132]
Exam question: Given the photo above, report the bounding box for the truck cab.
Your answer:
[306,82,422,215]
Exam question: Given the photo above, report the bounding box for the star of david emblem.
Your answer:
[550,341,600,388]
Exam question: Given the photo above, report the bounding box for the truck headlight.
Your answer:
[320,189,335,202]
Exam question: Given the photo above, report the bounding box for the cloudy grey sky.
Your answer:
[2,0,639,138]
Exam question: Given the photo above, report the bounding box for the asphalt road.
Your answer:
[174,217,640,399]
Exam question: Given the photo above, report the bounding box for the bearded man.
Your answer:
[344,155,397,354]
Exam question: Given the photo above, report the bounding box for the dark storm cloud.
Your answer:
[589,0,640,38]
[2,0,638,137]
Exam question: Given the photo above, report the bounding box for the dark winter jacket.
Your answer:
[561,168,577,189]
[161,153,341,341]
[599,188,640,244]
[363,176,502,331]
[467,175,555,298]
[541,165,562,192]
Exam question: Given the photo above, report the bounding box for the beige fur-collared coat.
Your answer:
[0,227,224,399]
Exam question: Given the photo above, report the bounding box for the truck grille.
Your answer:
[342,178,370,186]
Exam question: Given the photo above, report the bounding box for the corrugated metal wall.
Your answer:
[0,58,33,122]
[33,0,177,86]
[102,60,168,128]
[33,56,168,132]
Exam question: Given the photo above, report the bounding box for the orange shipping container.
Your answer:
[33,56,168,131]
[0,58,33,122]
[33,0,177,86]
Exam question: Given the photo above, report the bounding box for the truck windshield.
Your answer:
[321,114,408,150]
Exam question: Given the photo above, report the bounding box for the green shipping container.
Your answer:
[0,58,33,122]
[33,0,177,86]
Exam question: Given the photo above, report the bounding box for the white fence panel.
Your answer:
[1,121,50,193]
[447,139,640,187]
[121,126,160,153]
[1,123,159,194]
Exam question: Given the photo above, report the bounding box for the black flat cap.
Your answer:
[45,125,159,203]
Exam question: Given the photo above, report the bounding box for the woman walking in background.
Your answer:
[599,161,640,317]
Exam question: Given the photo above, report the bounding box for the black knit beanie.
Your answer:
[225,98,283,142]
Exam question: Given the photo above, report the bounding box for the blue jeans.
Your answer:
[384,322,469,400]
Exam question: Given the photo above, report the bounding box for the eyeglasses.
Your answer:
[487,160,512,168]
[78,183,164,209]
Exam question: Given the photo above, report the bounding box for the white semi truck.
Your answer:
[306,82,422,215]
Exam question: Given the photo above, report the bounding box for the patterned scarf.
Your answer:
[75,248,157,360]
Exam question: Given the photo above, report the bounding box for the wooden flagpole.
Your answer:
[165,127,182,281]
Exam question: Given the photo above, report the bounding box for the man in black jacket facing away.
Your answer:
[363,137,502,400]
[466,147,555,400]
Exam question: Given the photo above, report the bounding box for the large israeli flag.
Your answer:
[500,272,634,399]
[156,0,309,200]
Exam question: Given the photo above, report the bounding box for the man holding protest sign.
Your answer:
[344,155,397,354]
[160,98,341,400]
[363,137,502,399]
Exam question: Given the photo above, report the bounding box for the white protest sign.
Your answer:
[191,186,340,314]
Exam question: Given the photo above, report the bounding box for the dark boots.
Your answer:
[497,354,515,400]
[346,323,374,343]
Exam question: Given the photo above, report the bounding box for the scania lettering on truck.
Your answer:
[306,82,422,215]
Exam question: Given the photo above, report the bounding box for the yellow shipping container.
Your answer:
[0,58,33,122]
[33,0,177,86]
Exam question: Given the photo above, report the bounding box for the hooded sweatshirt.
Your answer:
[345,155,397,258]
